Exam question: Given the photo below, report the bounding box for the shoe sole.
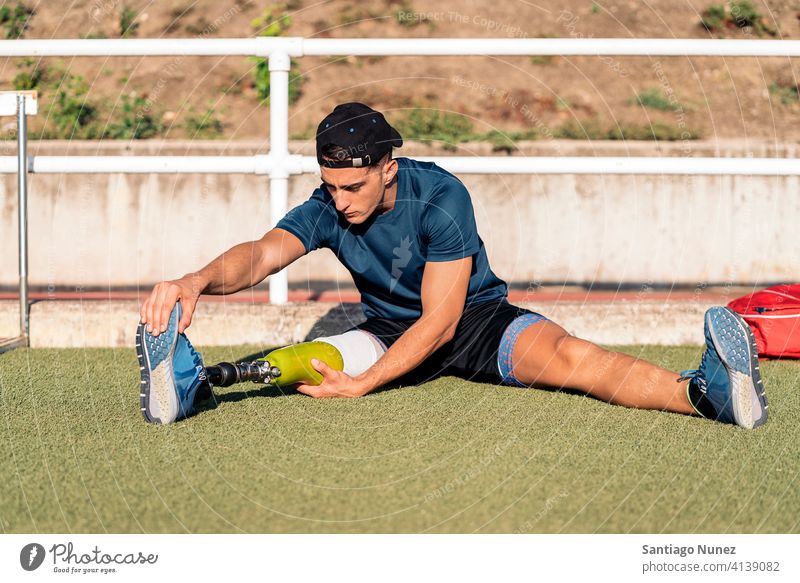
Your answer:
[706,307,769,429]
[135,306,181,425]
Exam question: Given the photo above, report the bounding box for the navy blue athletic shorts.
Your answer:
[351,299,549,386]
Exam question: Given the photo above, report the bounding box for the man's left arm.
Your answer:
[296,256,471,397]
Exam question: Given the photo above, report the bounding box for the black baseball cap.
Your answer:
[316,102,403,168]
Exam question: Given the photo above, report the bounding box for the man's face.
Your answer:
[320,158,397,224]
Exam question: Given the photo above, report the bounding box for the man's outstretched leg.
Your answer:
[508,318,695,414]
[507,307,768,429]
[137,303,386,424]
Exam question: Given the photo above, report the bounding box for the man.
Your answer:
[138,102,768,429]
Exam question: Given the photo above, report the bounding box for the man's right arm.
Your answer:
[140,228,306,336]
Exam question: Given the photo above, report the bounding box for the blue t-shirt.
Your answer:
[276,157,508,320]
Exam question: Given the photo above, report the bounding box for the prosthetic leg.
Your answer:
[205,341,344,388]
[204,331,385,389]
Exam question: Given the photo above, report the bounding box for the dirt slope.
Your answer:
[1,0,798,143]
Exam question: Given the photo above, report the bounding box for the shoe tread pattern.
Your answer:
[136,305,181,425]
[708,306,768,429]
[144,308,179,370]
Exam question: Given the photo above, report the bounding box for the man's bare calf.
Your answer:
[511,320,696,415]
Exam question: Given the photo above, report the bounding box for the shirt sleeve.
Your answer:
[421,178,481,262]
[275,188,337,253]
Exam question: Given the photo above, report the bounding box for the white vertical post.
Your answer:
[268,51,290,305]
[16,94,29,339]
[0,91,34,353]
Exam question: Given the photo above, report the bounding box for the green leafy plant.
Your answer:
[252,6,291,36]
[250,6,303,104]
[485,131,517,154]
[484,129,539,153]
[769,80,800,105]
[395,4,420,28]
[183,106,224,138]
[392,109,477,150]
[119,5,139,38]
[13,65,165,140]
[12,59,46,90]
[699,1,776,36]
[7,65,105,139]
[607,122,699,141]
[700,3,727,31]
[554,118,700,141]
[631,88,676,111]
[252,59,304,104]
[0,2,33,39]
[553,118,607,140]
[48,73,98,138]
[104,93,162,139]
[728,0,760,27]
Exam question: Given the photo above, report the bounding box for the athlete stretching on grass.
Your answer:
[137,103,768,429]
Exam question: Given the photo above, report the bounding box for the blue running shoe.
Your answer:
[678,306,768,429]
[136,303,210,424]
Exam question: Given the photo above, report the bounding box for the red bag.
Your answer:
[728,285,800,359]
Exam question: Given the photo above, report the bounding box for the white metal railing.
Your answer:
[2,37,799,56]
[0,37,799,333]
[2,155,800,176]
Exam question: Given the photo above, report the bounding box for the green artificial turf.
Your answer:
[1,345,798,534]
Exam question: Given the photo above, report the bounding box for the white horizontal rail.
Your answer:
[300,38,800,57]
[426,156,800,175]
[0,38,799,57]
[1,155,798,176]
[301,156,800,176]
[0,155,274,174]
[0,38,267,56]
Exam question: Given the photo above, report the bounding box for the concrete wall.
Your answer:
[1,139,798,290]
[0,298,716,348]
